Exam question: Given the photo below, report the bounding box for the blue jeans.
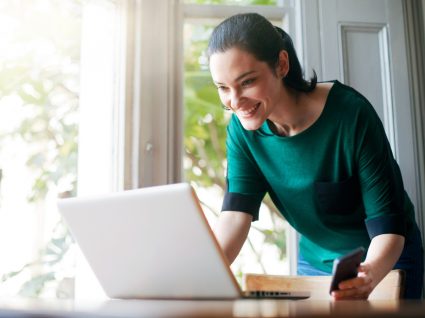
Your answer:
[297,255,330,276]
[297,225,424,299]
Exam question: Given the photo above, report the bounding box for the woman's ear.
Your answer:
[276,50,289,78]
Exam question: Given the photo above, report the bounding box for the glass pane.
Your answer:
[184,0,279,5]
[0,0,81,298]
[183,18,288,279]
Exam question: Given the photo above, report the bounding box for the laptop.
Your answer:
[57,183,310,300]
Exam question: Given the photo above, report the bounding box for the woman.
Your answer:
[207,12,423,299]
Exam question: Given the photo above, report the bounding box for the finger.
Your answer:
[333,279,374,300]
[338,276,372,290]
[335,285,371,297]
[333,293,369,300]
[333,292,369,300]
[358,263,369,274]
[332,286,371,300]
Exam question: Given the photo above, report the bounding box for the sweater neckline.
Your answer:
[258,80,340,139]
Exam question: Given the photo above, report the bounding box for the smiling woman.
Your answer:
[208,12,424,300]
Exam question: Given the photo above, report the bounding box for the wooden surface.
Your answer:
[243,269,404,300]
[0,297,424,317]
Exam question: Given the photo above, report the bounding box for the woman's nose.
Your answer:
[230,89,241,109]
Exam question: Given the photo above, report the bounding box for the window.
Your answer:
[0,0,81,297]
[182,0,295,279]
[0,0,119,299]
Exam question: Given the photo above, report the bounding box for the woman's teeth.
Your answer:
[241,103,260,116]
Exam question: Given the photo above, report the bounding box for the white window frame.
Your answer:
[117,0,184,190]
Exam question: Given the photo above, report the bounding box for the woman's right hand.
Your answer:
[213,211,252,264]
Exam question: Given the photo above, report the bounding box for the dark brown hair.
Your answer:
[207,13,317,92]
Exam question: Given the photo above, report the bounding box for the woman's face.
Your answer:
[209,47,286,131]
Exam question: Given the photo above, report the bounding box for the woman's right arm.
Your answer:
[213,211,252,264]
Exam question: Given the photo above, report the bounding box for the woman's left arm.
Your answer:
[332,233,405,300]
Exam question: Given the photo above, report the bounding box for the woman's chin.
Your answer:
[240,120,263,131]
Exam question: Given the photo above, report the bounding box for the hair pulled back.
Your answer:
[207,13,316,92]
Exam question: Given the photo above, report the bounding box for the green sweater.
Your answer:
[222,80,415,272]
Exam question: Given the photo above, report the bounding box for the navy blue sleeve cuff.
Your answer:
[221,192,264,221]
[365,214,407,239]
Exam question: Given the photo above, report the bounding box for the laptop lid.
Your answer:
[58,183,310,300]
[58,183,241,299]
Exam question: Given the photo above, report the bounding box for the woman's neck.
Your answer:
[268,83,333,137]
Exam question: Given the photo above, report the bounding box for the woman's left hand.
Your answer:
[331,234,405,300]
[331,263,375,300]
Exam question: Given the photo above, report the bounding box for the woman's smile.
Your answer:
[237,102,261,118]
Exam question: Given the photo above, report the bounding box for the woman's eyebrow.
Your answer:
[214,70,257,85]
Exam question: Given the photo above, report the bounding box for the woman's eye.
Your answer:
[217,86,228,92]
[241,78,255,86]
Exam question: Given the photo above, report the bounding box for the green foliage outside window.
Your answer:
[0,0,81,297]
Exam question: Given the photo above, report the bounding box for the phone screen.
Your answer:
[329,247,365,294]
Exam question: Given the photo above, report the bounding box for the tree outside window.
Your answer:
[0,0,81,298]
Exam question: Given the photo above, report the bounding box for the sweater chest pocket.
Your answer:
[314,175,362,215]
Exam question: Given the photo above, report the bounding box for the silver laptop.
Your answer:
[57,183,310,300]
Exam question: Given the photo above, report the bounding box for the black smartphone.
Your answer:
[329,247,365,294]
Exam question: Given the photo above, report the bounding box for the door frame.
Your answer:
[404,0,425,247]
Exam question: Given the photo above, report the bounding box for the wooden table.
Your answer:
[0,298,424,317]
